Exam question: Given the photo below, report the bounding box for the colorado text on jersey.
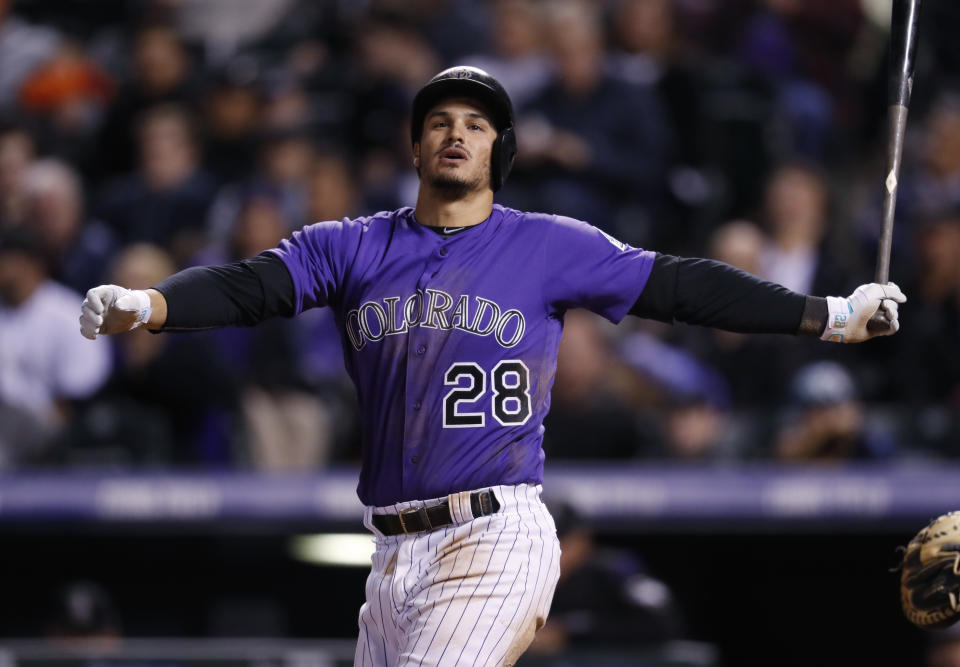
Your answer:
[344,289,525,351]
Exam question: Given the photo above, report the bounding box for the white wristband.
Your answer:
[820,295,851,342]
[130,289,153,329]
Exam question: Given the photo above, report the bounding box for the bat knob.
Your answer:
[867,311,893,333]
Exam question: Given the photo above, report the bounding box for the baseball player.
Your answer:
[79,66,905,666]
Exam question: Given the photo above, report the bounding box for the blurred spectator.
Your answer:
[210,193,336,471]
[662,397,744,462]
[353,11,440,201]
[710,219,766,275]
[372,0,490,64]
[856,94,960,280]
[346,15,440,210]
[919,94,960,199]
[45,580,121,648]
[353,13,439,94]
[757,160,855,296]
[771,361,895,461]
[68,244,238,466]
[517,0,671,243]
[529,501,684,654]
[543,311,648,460]
[617,328,748,460]
[898,211,960,403]
[902,95,960,220]
[735,0,864,159]
[611,0,712,253]
[0,0,60,113]
[20,158,115,293]
[259,126,313,209]
[97,104,217,265]
[173,0,299,64]
[17,40,114,172]
[202,56,266,184]
[308,150,360,222]
[0,120,35,223]
[464,0,551,108]
[684,219,805,407]
[97,22,198,180]
[242,193,288,251]
[883,210,960,455]
[242,373,334,471]
[207,128,316,253]
[0,226,111,468]
[261,73,314,132]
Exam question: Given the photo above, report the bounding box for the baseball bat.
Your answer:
[868,0,921,332]
[876,0,921,282]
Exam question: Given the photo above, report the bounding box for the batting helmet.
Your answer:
[411,66,517,192]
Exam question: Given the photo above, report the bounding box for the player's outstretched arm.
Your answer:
[79,254,295,340]
[629,254,906,343]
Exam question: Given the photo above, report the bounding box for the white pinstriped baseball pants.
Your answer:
[356,484,561,667]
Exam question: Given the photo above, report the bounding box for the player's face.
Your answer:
[415,98,496,196]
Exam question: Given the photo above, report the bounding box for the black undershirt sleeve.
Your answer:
[153,253,296,332]
[629,254,827,336]
[154,252,827,335]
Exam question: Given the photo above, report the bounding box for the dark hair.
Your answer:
[136,103,201,149]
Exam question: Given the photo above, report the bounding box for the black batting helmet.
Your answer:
[411,66,517,192]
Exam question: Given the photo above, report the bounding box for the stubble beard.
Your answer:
[427,166,488,201]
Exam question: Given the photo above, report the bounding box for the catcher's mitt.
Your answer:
[901,511,960,629]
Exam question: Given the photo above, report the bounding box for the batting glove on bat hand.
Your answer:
[820,282,906,343]
[900,511,960,630]
[79,285,152,340]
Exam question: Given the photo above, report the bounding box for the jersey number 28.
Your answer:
[443,360,531,428]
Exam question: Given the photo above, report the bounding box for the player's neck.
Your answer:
[414,186,494,229]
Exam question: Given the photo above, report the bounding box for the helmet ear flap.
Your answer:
[491,125,517,192]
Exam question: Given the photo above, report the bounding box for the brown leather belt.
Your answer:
[371,490,501,535]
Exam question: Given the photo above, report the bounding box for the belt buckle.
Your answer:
[398,506,432,534]
[478,491,491,515]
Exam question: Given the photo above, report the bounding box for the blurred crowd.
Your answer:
[1,0,959,471]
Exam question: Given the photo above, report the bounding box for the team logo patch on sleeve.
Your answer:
[598,228,628,251]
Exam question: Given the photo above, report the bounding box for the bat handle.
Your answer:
[875,104,910,285]
[868,105,909,334]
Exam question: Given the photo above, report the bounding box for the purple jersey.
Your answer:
[268,204,655,505]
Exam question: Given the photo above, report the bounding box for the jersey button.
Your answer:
[413,401,422,410]
[439,246,448,257]
[416,345,426,355]
[410,455,420,463]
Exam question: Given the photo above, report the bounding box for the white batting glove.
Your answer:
[821,282,906,343]
[79,285,153,340]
